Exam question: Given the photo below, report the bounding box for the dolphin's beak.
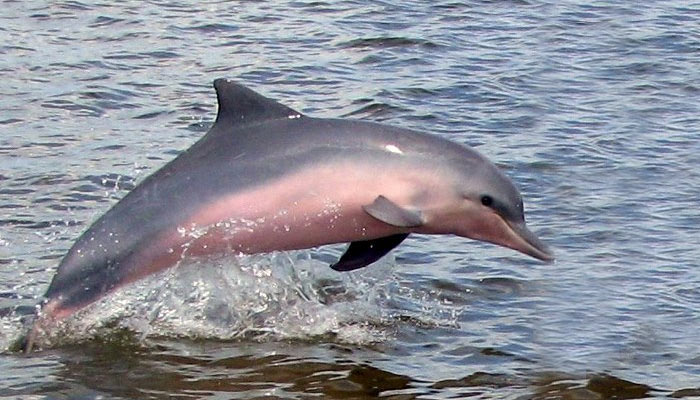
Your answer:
[504,220,554,262]
[456,211,554,262]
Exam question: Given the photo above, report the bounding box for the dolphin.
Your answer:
[22,79,552,351]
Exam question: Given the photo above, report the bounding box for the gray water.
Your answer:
[2,0,700,398]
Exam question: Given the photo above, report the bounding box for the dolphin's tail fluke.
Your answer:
[11,330,32,353]
[11,300,64,353]
[9,312,39,353]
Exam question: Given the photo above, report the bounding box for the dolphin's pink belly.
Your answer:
[183,206,399,257]
[141,161,429,268]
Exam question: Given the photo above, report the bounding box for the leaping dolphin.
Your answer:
[23,79,552,351]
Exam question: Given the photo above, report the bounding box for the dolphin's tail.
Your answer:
[11,329,32,353]
[10,300,60,353]
[8,311,39,353]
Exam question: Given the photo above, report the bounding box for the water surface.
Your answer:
[1,0,699,398]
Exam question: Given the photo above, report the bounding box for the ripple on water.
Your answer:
[1,0,700,397]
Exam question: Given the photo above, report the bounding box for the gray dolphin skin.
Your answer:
[23,79,552,350]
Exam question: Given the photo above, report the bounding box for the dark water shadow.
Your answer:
[6,337,696,399]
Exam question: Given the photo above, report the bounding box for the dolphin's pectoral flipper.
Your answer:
[330,233,410,272]
[362,195,425,227]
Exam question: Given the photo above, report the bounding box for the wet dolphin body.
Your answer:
[24,79,552,350]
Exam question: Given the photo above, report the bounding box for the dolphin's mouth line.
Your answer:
[505,219,555,262]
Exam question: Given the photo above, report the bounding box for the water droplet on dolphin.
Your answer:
[384,144,403,154]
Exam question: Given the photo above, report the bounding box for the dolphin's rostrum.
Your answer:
[22,79,553,351]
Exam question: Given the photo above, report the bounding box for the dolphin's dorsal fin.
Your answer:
[213,79,302,125]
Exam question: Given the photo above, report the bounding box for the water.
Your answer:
[1,0,699,398]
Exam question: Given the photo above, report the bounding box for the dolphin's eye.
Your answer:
[480,195,493,207]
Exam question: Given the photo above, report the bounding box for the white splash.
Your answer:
[29,251,400,348]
